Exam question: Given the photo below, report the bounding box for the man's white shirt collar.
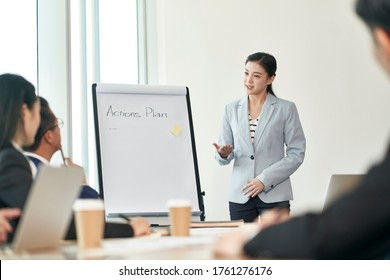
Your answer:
[23,151,50,165]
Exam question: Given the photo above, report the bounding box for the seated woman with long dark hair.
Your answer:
[0,73,150,243]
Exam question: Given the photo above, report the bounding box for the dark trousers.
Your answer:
[229,196,290,222]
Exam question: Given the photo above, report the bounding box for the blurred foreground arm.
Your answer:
[0,208,21,244]
[214,209,290,259]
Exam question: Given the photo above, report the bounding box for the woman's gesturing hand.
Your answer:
[213,143,233,158]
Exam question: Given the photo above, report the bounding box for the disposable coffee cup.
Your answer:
[73,199,105,249]
[167,199,192,236]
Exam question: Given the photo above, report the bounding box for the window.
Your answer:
[2,0,143,191]
[70,0,140,189]
[99,0,139,84]
[0,0,37,85]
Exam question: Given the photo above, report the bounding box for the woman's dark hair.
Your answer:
[356,0,390,35]
[245,52,277,96]
[23,97,56,152]
[0,73,37,149]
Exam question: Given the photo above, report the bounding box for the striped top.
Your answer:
[249,114,259,143]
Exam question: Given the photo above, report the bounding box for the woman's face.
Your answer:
[244,61,275,96]
[22,100,41,146]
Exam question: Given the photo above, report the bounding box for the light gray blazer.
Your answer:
[215,94,306,204]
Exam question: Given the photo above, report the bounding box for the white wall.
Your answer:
[150,0,390,220]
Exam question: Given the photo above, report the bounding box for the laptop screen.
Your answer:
[12,166,83,252]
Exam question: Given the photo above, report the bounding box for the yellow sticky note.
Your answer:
[170,124,182,136]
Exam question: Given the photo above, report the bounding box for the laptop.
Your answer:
[322,174,364,211]
[12,166,83,253]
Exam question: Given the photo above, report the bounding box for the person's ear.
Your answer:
[20,103,28,121]
[43,130,53,144]
[267,74,275,85]
[374,27,390,57]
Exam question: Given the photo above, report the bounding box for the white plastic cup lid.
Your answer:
[73,199,105,211]
[167,199,192,208]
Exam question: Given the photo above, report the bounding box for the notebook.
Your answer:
[323,174,364,211]
[12,165,83,253]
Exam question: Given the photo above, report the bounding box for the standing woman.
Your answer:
[213,52,306,222]
[0,73,41,241]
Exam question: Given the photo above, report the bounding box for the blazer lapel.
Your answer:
[237,97,253,150]
[253,94,276,149]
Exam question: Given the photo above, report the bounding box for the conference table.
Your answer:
[0,227,239,260]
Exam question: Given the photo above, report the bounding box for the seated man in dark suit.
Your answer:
[23,97,99,199]
[21,96,150,240]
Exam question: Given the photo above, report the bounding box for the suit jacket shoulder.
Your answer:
[0,146,33,242]
[0,146,32,209]
[225,95,296,112]
[224,96,246,112]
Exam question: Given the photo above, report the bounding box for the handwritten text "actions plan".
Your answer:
[106,106,168,118]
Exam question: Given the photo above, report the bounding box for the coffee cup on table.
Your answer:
[167,199,192,236]
[73,199,105,249]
